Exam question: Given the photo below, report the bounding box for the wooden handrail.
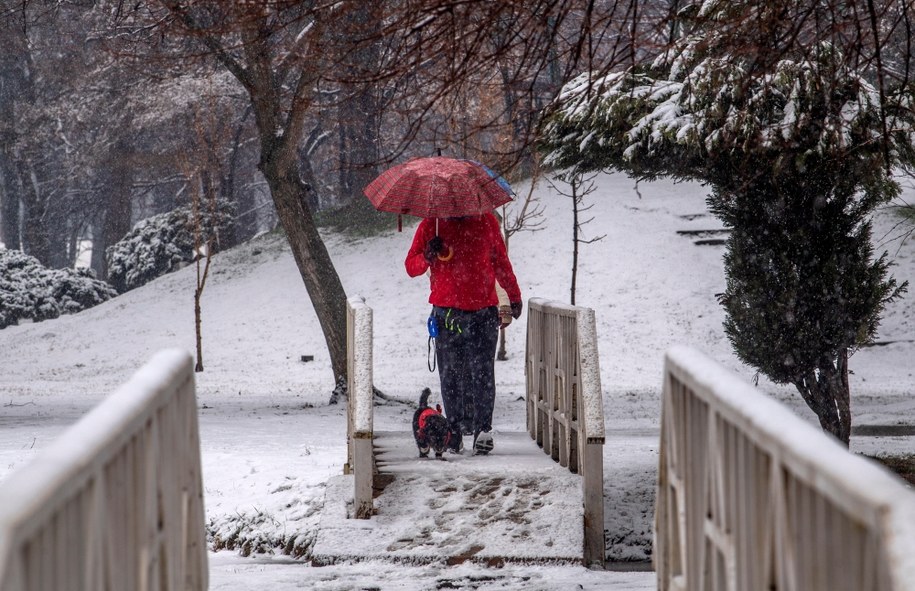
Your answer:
[345,295,374,519]
[657,346,915,591]
[0,349,208,591]
[525,297,606,567]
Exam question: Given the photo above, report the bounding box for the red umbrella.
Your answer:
[363,157,514,222]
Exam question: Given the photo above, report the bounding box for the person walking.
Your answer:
[405,212,522,455]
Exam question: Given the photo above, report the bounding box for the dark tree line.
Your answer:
[0,0,650,385]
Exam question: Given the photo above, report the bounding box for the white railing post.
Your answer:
[0,349,208,591]
[656,346,915,591]
[525,297,606,567]
[346,295,374,519]
[577,305,606,567]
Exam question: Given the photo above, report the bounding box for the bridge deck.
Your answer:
[311,431,584,565]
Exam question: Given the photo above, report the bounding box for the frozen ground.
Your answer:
[208,551,655,590]
[0,171,912,589]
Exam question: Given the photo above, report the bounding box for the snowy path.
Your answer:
[312,431,585,565]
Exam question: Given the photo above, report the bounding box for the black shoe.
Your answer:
[472,431,494,456]
[447,432,464,454]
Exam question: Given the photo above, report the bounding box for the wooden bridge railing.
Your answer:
[0,349,208,591]
[657,346,915,591]
[525,297,606,567]
[344,295,374,519]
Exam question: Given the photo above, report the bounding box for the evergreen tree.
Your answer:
[540,1,913,445]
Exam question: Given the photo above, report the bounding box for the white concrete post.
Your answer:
[346,295,375,519]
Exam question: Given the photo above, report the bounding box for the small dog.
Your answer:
[412,388,451,460]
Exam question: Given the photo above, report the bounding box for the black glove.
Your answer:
[510,301,523,319]
[424,236,445,263]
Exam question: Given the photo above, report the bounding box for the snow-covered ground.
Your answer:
[0,171,913,589]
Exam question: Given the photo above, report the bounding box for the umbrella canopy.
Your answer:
[466,160,515,197]
[363,157,514,219]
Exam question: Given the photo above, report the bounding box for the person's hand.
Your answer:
[424,236,445,264]
[510,301,523,319]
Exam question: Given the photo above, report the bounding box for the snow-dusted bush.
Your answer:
[106,201,234,293]
[0,249,118,329]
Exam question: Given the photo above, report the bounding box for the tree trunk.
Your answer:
[195,282,205,372]
[45,205,69,269]
[17,158,69,269]
[194,240,211,373]
[18,161,52,266]
[0,16,27,252]
[261,159,348,384]
[338,89,380,206]
[793,348,851,446]
[225,113,253,245]
[98,149,134,280]
[497,228,510,361]
[89,220,106,278]
[571,176,581,306]
[66,222,80,268]
[297,145,322,213]
[0,155,20,250]
[499,64,525,146]
[331,1,388,231]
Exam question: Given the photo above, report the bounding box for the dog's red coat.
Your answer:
[417,407,443,431]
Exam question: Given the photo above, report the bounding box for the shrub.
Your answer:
[0,249,117,329]
[106,200,233,293]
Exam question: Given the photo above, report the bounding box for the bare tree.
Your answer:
[548,172,604,305]
[184,103,231,372]
[108,2,353,384]
[190,175,215,373]
[100,0,637,388]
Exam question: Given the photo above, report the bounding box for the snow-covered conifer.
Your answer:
[540,1,914,445]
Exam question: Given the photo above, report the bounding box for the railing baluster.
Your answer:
[0,350,207,591]
[525,298,605,568]
[657,346,915,591]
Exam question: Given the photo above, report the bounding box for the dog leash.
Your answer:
[427,314,438,372]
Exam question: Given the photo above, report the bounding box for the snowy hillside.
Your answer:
[0,171,912,589]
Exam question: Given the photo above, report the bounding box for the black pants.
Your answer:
[432,306,499,437]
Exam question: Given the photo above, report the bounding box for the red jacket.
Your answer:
[405,214,521,311]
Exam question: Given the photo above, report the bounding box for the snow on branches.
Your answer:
[541,18,915,188]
